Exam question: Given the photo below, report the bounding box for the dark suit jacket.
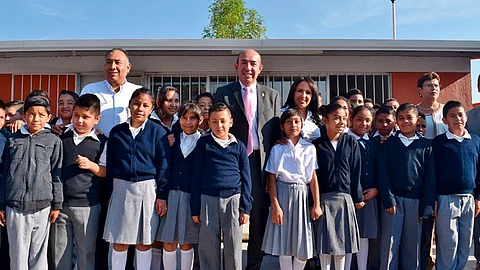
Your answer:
[214,82,281,186]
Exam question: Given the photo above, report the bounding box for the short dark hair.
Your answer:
[59,90,79,101]
[396,103,418,118]
[24,95,50,114]
[351,105,373,120]
[130,87,154,105]
[280,108,303,128]
[375,105,395,118]
[323,103,345,118]
[74,94,101,116]
[6,100,24,114]
[330,95,348,104]
[417,72,440,88]
[0,99,5,110]
[442,100,465,118]
[382,98,398,105]
[208,102,231,117]
[27,90,50,101]
[364,98,373,104]
[195,92,214,103]
[418,112,426,120]
[178,102,202,121]
[105,48,130,63]
[345,88,363,99]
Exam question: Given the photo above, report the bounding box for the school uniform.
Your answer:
[157,131,201,244]
[49,127,107,270]
[432,130,480,270]
[103,118,169,246]
[191,133,253,270]
[280,108,321,142]
[311,133,362,255]
[261,138,317,259]
[0,126,63,270]
[376,131,435,270]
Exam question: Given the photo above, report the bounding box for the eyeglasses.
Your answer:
[423,83,440,89]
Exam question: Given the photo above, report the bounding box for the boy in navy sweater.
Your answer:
[377,103,435,270]
[50,94,107,270]
[191,102,253,270]
[433,100,480,270]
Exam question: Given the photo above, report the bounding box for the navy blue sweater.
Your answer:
[107,120,170,200]
[190,135,253,216]
[312,133,363,203]
[432,133,480,198]
[168,132,196,193]
[376,132,435,218]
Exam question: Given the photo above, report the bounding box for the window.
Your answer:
[328,74,390,104]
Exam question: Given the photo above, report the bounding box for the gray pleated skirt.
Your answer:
[262,181,314,259]
[103,178,159,245]
[313,192,360,255]
[157,190,200,244]
[356,197,378,239]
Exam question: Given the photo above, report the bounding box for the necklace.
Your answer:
[418,102,439,112]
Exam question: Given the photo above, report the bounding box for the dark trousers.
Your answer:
[474,214,480,262]
[419,216,435,270]
[0,227,10,269]
[245,153,269,270]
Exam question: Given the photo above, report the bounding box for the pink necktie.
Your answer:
[243,87,254,156]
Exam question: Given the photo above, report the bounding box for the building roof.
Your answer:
[1,39,480,58]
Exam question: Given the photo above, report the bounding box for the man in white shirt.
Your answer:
[81,48,141,137]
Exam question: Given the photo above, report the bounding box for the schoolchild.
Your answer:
[151,86,181,133]
[49,90,80,136]
[311,103,364,270]
[157,102,203,270]
[346,105,379,270]
[432,100,480,270]
[0,95,63,270]
[195,92,214,133]
[49,94,107,270]
[372,105,396,141]
[191,102,253,270]
[103,88,169,270]
[261,108,322,270]
[377,103,435,270]
[417,112,427,136]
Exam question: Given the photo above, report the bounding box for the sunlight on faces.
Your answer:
[24,106,50,135]
[416,117,427,136]
[396,109,419,137]
[375,113,396,137]
[0,108,5,128]
[418,79,440,101]
[364,101,374,109]
[384,100,400,111]
[129,93,154,128]
[323,108,347,135]
[234,49,263,87]
[209,109,233,140]
[333,99,349,119]
[443,106,467,136]
[351,108,373,137]
[180,112,202,135]
[104,50,131,88]
[281,115,303,139]
[294,81,312,110]
[159,90,180,117]
[72,107,100,136]
[198,96,213,120]
[58,94,76,121]
[348,94,364,108]
[5,106,22,125]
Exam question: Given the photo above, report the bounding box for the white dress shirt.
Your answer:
[64,124,107,166]
[348,129,369,148]
[240,81,259,150]
[265,138,318,185]
[211,133,238,148]
[127,117,148,139]
[180,131,201,157]
[81,79,141,137]
[446,129,471,143]
[398,132,420,147]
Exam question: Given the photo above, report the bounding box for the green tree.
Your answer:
[202,0,267,39]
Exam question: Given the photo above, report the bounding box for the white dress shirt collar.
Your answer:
[446,129,471,142]
[211,132,238,148]
[127,117,148,139]
[180,131,201,157]
[398,132,419,147]
[64,124,100,145]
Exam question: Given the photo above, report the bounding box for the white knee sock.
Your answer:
[112,249,128,270]
[279,255,293,270]
[163,249,177,270]
[344,253,352,270]
[151,248,163,270]
[319,254,331,270]
[357,238,369,270]
[180,249,194,270]
[334,254,346,270]
[293,257,307,270]
[136,249,152,270]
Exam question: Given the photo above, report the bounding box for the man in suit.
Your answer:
[214,49,280,270]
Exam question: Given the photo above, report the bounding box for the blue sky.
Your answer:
[1,0,480,99]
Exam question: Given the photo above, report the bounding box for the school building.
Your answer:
[0,39,479,115]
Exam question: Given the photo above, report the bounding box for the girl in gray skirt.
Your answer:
[156,102,203,270]
[104,88,170,270]
[262,108,322,270]
[311,103,365,270]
